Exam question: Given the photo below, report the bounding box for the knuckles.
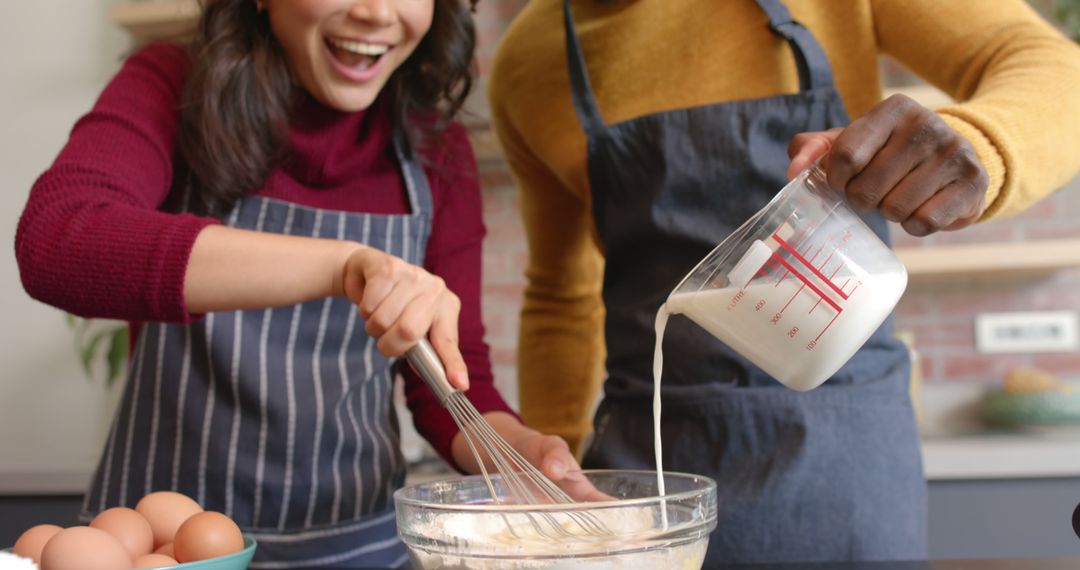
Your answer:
[826,142,862,177]
[394,320,425,345]
[879,200,911,223]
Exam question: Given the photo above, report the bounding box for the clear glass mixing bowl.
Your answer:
[394,469,716,569]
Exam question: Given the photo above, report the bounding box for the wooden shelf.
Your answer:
[111,0,199,43]
[896,239,1080,284]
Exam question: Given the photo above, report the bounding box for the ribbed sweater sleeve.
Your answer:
[15,43,216,323]
[15,43,515,466]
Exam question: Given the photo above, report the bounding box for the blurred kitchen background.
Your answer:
[2,0,1080,560]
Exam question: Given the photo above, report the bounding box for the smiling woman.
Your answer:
[13,0,588,568]
[180,0,477,218]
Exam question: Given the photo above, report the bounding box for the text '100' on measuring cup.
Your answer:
[667,165,908,391]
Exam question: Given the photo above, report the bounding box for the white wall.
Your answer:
[0,0,132,493]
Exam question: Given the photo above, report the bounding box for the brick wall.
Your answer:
[892,177,1080,386]
[471,1,530,406]
[469,3,1080,414]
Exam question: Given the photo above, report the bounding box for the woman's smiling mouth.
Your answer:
[325,36,389,71]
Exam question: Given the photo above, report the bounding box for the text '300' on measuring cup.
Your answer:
[667,165,908,391]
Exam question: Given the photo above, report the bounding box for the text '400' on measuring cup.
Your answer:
[668,165,908,391]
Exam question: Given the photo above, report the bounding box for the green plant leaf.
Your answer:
[79,332,108,378]
[106,327,129,388]
[1057,0,1080,42]
[67,314,130,386]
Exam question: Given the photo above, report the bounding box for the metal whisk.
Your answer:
[405,339,613,540]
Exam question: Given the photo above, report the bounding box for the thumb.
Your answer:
[538,436,576,481]
[787,128,841,180]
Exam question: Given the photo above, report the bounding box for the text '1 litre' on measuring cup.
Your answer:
[667,164,908,391]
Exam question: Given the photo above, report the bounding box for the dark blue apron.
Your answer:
[80,135,430,569]
[564,0,926,563]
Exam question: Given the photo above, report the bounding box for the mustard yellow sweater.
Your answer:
[488,0,1080,454]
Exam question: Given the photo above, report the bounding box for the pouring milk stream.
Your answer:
[650,165,908,520]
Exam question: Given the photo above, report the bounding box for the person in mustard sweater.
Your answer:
[488,0,1080,564]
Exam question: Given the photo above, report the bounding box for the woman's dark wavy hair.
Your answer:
[178,0,479,217]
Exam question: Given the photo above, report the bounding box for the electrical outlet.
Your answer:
[974,311,1079,354]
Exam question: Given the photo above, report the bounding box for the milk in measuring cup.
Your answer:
[649,164,908,511]
[649,271,905,503]
[664,270,906,391]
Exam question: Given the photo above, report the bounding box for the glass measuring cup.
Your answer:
[667,164,907,391]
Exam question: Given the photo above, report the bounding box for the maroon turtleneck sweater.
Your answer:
[15,42,513,464]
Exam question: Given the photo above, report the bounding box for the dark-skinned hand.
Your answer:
[787,93,990,237]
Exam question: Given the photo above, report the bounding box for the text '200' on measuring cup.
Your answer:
[667,165,908,391]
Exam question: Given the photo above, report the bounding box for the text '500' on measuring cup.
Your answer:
[667,164,908,391]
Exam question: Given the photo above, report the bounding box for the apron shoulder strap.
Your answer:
[753,0,837,92]
[392,131,434,219]
[563,0,606,136]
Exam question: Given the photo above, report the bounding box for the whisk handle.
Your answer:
[405,339,458,405]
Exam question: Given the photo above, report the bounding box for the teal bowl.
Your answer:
[4,535,256,569]
[981,389,1080,430]
[167,536,257,569]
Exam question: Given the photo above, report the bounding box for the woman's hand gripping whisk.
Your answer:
[406,339,614,540]
[451,411,611,504]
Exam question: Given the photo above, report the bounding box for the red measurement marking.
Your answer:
[778,209,798,231]
[814,312,841,342]
[773,234,851,300]
[780,283,805,314]
[727,289,746,310]
[818,249,837,274]
[767,252,842,312]
[775,240,815,287]
[760,258,786,285]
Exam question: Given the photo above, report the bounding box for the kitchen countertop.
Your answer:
[920,431,1080,480]
[4,431,1080,493]
[702,558,1080,569]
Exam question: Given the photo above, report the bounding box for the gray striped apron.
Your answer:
[81,137,431,569]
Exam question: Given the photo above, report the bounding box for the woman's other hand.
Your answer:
[339,245,468,390]
[452,412,610,502]
[787,93,989,236]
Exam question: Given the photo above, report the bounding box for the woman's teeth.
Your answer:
[327,38,388,69]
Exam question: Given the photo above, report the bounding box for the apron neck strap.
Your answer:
[753,0,836,92]
[562,0,840,135]
[392,130,434,217]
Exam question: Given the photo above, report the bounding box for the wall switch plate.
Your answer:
[974,311,1080,354]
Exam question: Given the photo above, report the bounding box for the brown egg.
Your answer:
[132,552,179,568]
[135,491,203,548]
[11,524,62,565]
[154,542,175,557]
[172,511,244,563]
[89,506,154,559]
[39,526,132,570]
